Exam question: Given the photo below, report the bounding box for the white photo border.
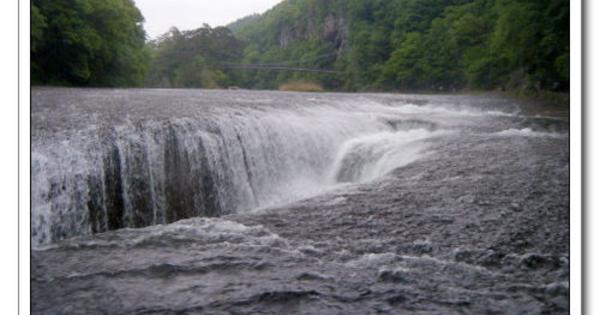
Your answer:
[16,0,584,314]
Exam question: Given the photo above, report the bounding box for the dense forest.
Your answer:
[31,0,570,93]
[31,0,149,86]
[144,26,244,88]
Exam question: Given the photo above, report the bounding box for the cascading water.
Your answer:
[31,89,480,247]
[331,129,445,183]
[32,89,570,315]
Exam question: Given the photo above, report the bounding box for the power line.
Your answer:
[219,51,341,74]
[221,63,340,74]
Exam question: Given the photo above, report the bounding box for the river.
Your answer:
[31,88,569,314]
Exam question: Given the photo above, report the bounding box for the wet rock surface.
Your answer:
[32,89,569,314]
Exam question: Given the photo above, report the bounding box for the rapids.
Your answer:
[31,89,464,246]
[31,88,569,314]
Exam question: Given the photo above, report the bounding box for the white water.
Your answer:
[331,129,447,183]
[33,90,519,247]
[494,128,565,138]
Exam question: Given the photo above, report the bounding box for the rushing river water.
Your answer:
[31,88,569,314]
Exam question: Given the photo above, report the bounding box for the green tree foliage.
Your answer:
[31,3,47,53]
[31,0,569,92]
[224,0,569,93]
[31,0,149,86]
[145,25,243,88]
[227,14,261,34]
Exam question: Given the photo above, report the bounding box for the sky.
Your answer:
[135,0,283,39]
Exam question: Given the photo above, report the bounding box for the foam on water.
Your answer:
[494,128,565,138]
[31,90,570,315]
[384,103,517,117]
[31,90,520,247]
[331,129,446,183]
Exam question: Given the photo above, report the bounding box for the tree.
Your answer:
[145,25,243,88]
[31,0,150,86]
[222,0,569,93]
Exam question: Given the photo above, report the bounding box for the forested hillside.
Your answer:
[31,0,569,93]
[31,0,149,86]
[224,0,569,92]
[144,26,244,88]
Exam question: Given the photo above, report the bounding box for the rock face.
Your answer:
[272,7,349,50]
[31,88,569,314]
[279,23,292,48]
[322,15,348,46]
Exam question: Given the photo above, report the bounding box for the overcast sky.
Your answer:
[135,0,283,39]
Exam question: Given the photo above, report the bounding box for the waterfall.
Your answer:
[31,90,449,247]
